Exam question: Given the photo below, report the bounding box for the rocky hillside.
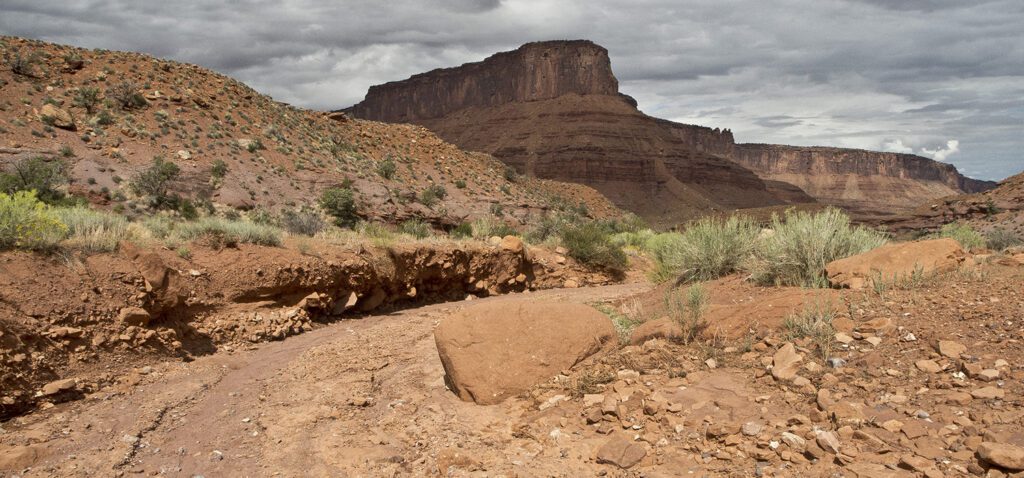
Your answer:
[0,36,619,228]
[345,41,804,226]
[731,144,997,214]
[879,171,1024,237]
[344,39,993,220]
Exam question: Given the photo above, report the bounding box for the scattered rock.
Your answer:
[977,442,1024,470]
[596,437,646,469]
[971,386,1005,400]
[772,343,803,381]
[434,301,615,405]
[825,238,967,289]
[118,307,152,326]
[39,104,76,130]
[915,359,943,374]
[938,340,966,359]
[39,378,76,396]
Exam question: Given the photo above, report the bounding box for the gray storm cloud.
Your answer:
[1,0,1021,180]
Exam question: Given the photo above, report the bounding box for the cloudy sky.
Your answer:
[2,0,1021,180]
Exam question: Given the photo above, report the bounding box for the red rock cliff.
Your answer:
[731,144,996,213]
[345,41,795,225]
[347,40,622,123]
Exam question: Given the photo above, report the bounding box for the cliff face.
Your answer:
[731,144,997,213]
[346,40,621,123]
[345,41,797,225]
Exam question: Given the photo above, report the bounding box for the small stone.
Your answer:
[595,437,646,469]
[977,442,1024,471]
[772,343,803,381]
[827,357,847,368]
[705,358,717,369]
[583,394,605,407]
[118,307,152,326]
[915,359,943,374]
[209,450,224,462]
[121,434,139,445]
[815,430,841,454]
[835,332,854,344]
[971,386,1005,400]
[865,336,882,346]
[742,422,763,436]
[937,340,966,359]
[176,150,192,160]
[40,378,76,396]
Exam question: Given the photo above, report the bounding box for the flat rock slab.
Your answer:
[434,300,615,405]
[825,238,966,290]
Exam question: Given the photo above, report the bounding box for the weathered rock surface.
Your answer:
[345,41,798,225]
[825,238,968,289]
[977,442,1024,470]
[433,300,615,405]
[731,144,995,213]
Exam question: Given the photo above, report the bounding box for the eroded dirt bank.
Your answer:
[0,239,617,420]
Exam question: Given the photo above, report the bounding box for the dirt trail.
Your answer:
[0,283,647,477]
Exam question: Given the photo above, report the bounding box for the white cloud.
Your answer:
[919,140,960,162]
[882,139,915,154]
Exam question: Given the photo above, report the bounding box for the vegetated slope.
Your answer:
[878,171,1024,237]
[731,144,997,215]
[0,36,619,227]
[344,39,993,220]
[344,40,805,227]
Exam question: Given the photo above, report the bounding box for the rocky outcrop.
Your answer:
[345,39,992,220]
[825,238,968,290]
[345,41,797,225]
[731,144,996,213]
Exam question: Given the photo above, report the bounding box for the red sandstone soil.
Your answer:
[2,256,1022,477]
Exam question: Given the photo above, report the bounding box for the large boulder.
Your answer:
[39,104,75,130]
[825,238,967,289]
[434,300,615,405]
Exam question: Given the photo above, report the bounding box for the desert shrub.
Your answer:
[783,300,837,360]
[606,213,647,234]
[986,228,1022,251]
[247,207,276,226]
[55,206,129,252]
[454,179,467,189]
[656,215,759,284]
[450,221,473,239]
[0,191,67,251]
[280,207,326,236]
[73,87,101,114]
[399,218,431,239]
[319,186,358,228]
[665,283,710,344]
[377,157,396,179]
[172,217,282,247]
[609,229,656,250]
[471,216,517,239]
[558,221,628,272]
[419,184,447,207]
[130,156,180,208]
[6,49,40,77]
[210,159,228,179]
[177,199,198,220]
[142,215,176,239]
[107,81,147,110]
[0,156,68,205]
[595,300,646,345]
[503,165,518,182]
[644,233,687,283]
[936,222,985,251]
[750,208,887,287]
[525,212,580,244]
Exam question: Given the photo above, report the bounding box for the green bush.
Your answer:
[107,81,147,110]
[751,208,887,287]
[398,218,431,239]
[419,184,447,207]
[211,159,228,179]
[559,221,628,272]
[319,186,359,228]
[986,228,1022,251]
[471,216,517,239]
[451,221,473,239]
[172,217,282,247]
[73,87,102,114]
[7,49,40,77]
[55,206,130,252]
[665,283,710,344]
[783,300,837,360]
[0,156,68,204]
[0,191,67,251]
[280,207,326,236]
[377,157,396,179]
[657,215,760,283]
[936,222,985,250]
[142,215,176,239]
[130,156,180,208]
